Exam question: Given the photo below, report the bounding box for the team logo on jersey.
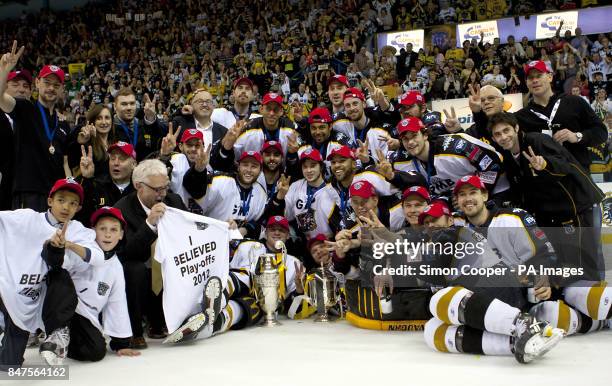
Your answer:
[524,215,536,226]
[563,223,575,235]
[454,140,467,152]
[479,155,493,170]
[195,221,209,231]
[534,229,546,240]
[442,137,453,151]
[472,231,485,243]
[97,281,110,296]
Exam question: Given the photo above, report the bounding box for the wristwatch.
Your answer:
[575,132,583,143]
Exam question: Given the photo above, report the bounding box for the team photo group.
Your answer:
[0,0,611,377]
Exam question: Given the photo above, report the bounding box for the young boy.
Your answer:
[0,178,104,369]
[65,207,140,361]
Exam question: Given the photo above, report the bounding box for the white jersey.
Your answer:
[0,210,104,332]
[332,119,389,162]
[389,202,407,232]
[198,174,267,223]
[154,207,230,332]
[169,153,213,210]
[285,179,338,239]
[233,126,301,160]
[70,253,132,338]
[211,108,261,131]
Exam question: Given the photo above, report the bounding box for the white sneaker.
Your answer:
[39,327,69,366]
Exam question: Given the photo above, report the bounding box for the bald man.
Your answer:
[172,89,228,148]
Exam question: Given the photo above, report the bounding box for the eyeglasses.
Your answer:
[141,182,169,194]
[192,99,214,106]
[480,96,501,103]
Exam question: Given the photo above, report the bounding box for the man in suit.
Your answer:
[114,159,186,349]
[172,89,227,148]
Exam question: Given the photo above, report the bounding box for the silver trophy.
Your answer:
[252,241,286,327]
[309,263,342,323]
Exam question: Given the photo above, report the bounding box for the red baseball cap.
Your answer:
[261,140,283,154]
[349,180,376,199]
[262,92,283,105]
[7,69,32,84]
[523,60,552,76]
[418,202,451,225]
[180,128,204,143]
[108,141,137,159]
[326,145,356,161]
[38,65,65,84]
[399,91,425,107]
[307,233,328,250]
[238,150,263,165]
[266,215,289,231]
[91,206,127,228]
[453,175,486,195]
[299,148,323,162]
[343,87,365,102]
[49,177,84,204]
[402,186,431,202]
[327,74,349,88]
[232,77,254,90]
[308,107,333,124]
[397,117,425,136]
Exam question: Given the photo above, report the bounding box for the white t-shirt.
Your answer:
[154,207,230,332]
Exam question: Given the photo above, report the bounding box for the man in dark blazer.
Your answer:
[114,159,186,349]
[172,89,227,148]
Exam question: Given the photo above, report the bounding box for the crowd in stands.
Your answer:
[0,0,609,131]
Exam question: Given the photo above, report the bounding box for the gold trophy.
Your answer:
[309,262,341,323]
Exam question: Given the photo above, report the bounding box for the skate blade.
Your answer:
[524,328,565,362]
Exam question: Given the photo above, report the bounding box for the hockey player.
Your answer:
[390,117,510,205]
[211,77,261,128]
[66,207,140,361]
[488,112,605,281]
[327,74,349,116]
[0,178,105,369]
[389,185,431,231]
[424,175,565,364]
[223,92,301,160]
[332,87,396,161]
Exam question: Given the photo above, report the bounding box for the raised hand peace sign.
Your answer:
[468,83,481,113]
[160,122,181,156]
[522,146,547,171]
[355,139,370,163]
[443,106,461,133]
[143,93,156,120]
[0,40,25,74]
[80,145,95,179]
[194,143,212,172]
[276,174,291,200]
[375,148,394,180]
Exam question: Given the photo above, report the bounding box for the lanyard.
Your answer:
[306,181,325,210]
[264,128,279,142]
[267,182,277,201]
[37,102,58,144]
[237,183,253,217]
[119,118,139,146]
[339,187,348,216]
[353,117,369,145]
[314,141,327,159]
[412,158,432,186]
[529,98,561,130]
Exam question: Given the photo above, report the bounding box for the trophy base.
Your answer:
[260,318,281,327]
[314,313,332,323]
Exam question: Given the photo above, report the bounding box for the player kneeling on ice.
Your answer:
[65,207,140,361]
[0,178,105,369]
[423,176,565,364]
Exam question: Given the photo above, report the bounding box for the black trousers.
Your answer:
[0,268,77,371]
[121,261,165,338]
[12,192,49,212]
[67,314,106,362]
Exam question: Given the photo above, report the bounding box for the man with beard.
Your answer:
[190,151,268,239]
[425,175,564,364]
[297,107,352,179]
[172,89,227,147]
[219,92,302,161]
[113,88,165,161]
[78,141,137,225]
[488,112,605,280]
[0,68,31,210]
[211,77,261,128]
[0,41,70,211]
[332,87,396,162]
[390,117,510,205]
